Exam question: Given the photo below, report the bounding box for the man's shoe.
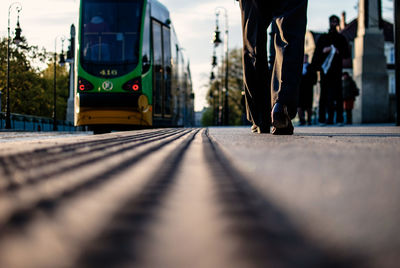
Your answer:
[271,124,294,135]
[271,103,293,135]
[272,103,290,128]
[251,124,270,134]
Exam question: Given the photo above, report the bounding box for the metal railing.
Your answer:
[0,112,77,131]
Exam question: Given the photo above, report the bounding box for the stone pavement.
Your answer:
[209,125,400,268]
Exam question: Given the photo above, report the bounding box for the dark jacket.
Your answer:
[342,76,359,100]
[312,30,350,80]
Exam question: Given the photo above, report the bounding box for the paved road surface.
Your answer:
[0,126,399,268]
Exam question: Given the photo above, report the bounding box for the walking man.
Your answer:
[312,15,350,125]
[238,0,308,135]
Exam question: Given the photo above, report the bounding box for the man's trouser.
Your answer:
[319,78,344,124]
[239,0,308,127]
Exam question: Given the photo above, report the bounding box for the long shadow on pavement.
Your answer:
[204,129,367,268]
[297,133,400,138]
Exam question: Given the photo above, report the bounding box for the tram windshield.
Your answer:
[81,0,143,77]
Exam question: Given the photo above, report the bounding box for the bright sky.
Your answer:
[0,0,394,111]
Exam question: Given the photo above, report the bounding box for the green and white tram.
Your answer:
[75,0,194,131]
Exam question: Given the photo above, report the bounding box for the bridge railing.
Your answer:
[0,112,77,131]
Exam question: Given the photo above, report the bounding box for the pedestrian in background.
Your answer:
[312,15,350,125]
[238,0,308,135]
[298,54,317,125]
[342,72,359,124]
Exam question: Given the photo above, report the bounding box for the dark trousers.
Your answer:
[239,0,308,127]
[345,109,352,124]
[319,79,344,124]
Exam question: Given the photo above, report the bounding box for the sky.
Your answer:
[0,0,394,111]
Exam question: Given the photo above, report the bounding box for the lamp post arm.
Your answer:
[8,2,22,32]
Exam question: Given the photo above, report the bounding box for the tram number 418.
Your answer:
[100,69,118,76]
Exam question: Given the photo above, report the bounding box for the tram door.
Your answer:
[152,20,172,119]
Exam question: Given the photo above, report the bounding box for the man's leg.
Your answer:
[318,86,327,124]
[325,83,336,124]
[270,0,308,135]
[327,102,335,124]
[306,108,312,125]
[347,109,353,124]
[336,90,344,124]
[298,108,306,125]
[271,0,308,119]
[239,0,271,133]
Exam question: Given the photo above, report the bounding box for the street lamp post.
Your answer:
[5,2,23,129]
[214,7,229,126]
[212,12,222,125]
[210,43,218,125]
[53,36,66,131]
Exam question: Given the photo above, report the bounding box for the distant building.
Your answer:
[304,11,396,121]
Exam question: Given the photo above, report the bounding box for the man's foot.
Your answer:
[271,103,294,135]
[271,125,294,135]
[251,124,270,134]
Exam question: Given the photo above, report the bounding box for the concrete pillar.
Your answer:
[353,0,389,123]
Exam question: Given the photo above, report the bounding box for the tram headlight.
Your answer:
[122,78,141,93]
[78,77,94,91]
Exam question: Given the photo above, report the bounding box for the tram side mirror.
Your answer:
[142,55,150,73]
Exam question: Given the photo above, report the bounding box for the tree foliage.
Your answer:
[203,48,246,126]
[200,107,214,127]
[0,37,69,120]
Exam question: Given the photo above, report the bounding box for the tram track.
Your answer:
[0,128,179,191]
[0,129,192,230]
[0,128,198,268]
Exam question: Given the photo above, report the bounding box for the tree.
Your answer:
[41,63,69,120]
[201,107,214,126]
[0,37,69,119]
[203,48,245,126]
